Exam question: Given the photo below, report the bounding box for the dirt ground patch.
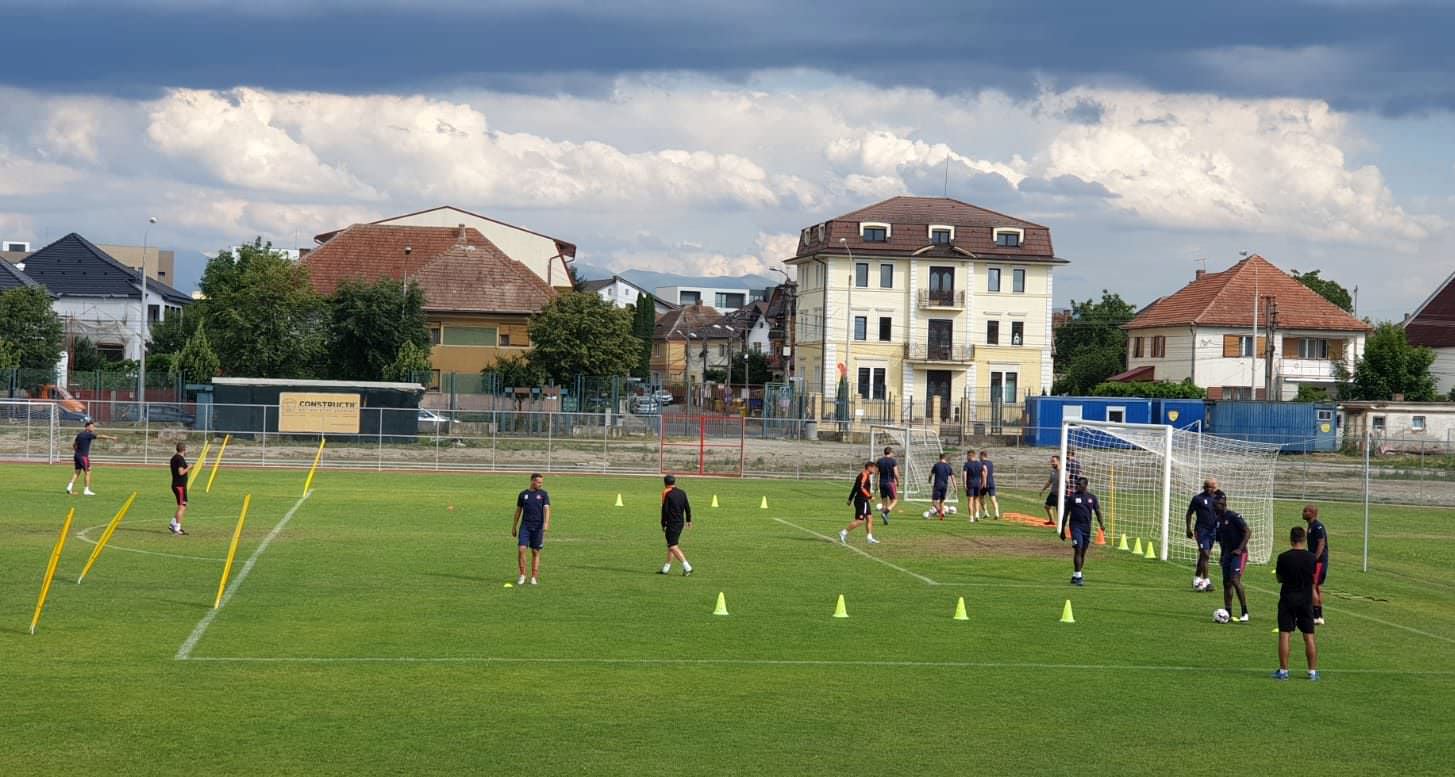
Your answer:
[902,530,1060,560]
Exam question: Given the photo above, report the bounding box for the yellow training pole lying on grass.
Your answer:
[205,434,232,494]
[31,508,76,635]
[187,440,212,490]
[214,494,252,609]
[302,437,326,496]
[77,491,138,584]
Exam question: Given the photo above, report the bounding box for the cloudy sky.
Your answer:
[1,0,1452,322]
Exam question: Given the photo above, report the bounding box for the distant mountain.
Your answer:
[574,263,780,297]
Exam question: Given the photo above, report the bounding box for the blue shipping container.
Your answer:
[1023,397,1154,446]
[1152,399,1207,430]
[1204,401,1338,453]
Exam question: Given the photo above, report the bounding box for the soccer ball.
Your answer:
[876,503,884,512]
[947,505,958,515]
[1213,608,1231,623]
[922,510,932,519]
[1194,580,1210,592]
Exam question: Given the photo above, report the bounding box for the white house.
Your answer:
[656,284,766,313]
[580,275,677,316]
[1121,255,1370,400]
[1340,401,1455,452]
[1403,269,1455,397]
[723,300,773,356]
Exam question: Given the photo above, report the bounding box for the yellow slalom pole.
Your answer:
[77,491,138,584]
[1108,464,1117,541]
[214,494,252,609]
[30,508,76,635]
[302,436,326,497]
[205,434,232,494]
[187,440,213,490]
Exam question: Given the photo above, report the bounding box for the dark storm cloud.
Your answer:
[0,0,1451,113]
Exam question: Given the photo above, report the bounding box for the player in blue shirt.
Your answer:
[1064,477,1106,586]
[928,453,956,520]
[978,450,1001,520]
[1184,479,1220,592]
[962,451,983,522]
[65,420,116,496]
[1214,493,1250,621]
[875,447,901,526]
[511,473,551,585]
[1303,504,1329,624]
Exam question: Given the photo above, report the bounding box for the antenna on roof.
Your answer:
[943,157,950,197]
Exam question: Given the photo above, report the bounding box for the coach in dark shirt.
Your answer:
[659,475,694,576]
[1274,526,1319,681]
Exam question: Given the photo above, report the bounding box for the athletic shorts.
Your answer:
[852,498,872,519]
[73,454,90,472]
[1196,527,1217,553]
[932,485,948,501]
[1220,549,1247,580]
[518,523,544,550]
[1044,490,1057,508]
[173,484,188,507]
[1314,561,1327,586]
[1278,599,1316,634]
[967,481,982,497]
[663,522,685,547]
[980,485,995,497]
[1069,522,1092,549]
[879,482,897,500]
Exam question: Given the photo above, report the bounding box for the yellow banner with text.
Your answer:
[278,392,361,434]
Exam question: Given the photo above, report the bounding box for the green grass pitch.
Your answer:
[3,462,1452,776]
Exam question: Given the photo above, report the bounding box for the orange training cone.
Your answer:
[1095,527,1106,546]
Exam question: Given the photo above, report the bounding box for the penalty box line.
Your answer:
[773,517,940,586]
[175,489,314,661]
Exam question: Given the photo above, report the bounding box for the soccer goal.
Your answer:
[869,425,946,502]
[0,399,59,464]
[1060,420,1281,564]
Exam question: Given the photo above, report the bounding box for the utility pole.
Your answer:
[1264,295,1279,401]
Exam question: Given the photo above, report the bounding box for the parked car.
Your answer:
[418,409,457,434]
[652,389,674,405]
[630,396,661,415]
[114,403,197,427]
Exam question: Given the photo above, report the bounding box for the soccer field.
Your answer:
[4,462,1453,776]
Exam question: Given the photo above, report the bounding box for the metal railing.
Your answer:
[904,343,975,362]
[917,289,966,308]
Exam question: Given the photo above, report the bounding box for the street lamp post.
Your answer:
[137,217,156,404]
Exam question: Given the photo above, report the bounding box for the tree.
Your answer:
[0,286,64,369]
[146,310,199,356]
[1091,379,1205,399]
[526,292,640,384]
[631,298,656,381]
[1344,323,1437,401]
[199,240,327,378]
[0,337,18,371]
[1052,291,1137,395]
[1290,269,1354,313]
[326,278,429,381]
[384,340,432,383]
[487,352,546,389]
[740,350,771,385]
[170,321,221,384]
[72,336,103,373]
[1295,384,1331,402]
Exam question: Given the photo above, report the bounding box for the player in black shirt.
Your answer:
[875,447,901,525]
[169,443,190,535]
[511,473,551,585]
[1213,493,1249,621]
[1185,479,1220,591]
[659,475,693,576]
[928,453,955,520]
[840,461,880,545]
[1274,525,1319,681]
[1303,504,1329,624]
[1064,477,1105,586]
[65,420,116,496]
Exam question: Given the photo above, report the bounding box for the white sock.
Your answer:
[682,561,692,572]
[867,534,876,541]
[661,563,671,573]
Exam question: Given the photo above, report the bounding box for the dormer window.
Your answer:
[929,225,954,245]
[859,222,891,242]
[993,227,1024,247]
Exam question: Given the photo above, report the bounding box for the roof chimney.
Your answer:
[15,262,24,272]
[1195,269,1205,280]
[457,223,467,241]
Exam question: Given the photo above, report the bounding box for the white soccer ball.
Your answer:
[876,503,884,512]
[1213,608,1231,624]
[947,505,958,515]
[922,510,932,519]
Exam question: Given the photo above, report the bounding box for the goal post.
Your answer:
[0,400,59,464]
[869,425,946,502]
[1061,420,1281,564]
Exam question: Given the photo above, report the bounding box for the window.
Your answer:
[857,367,887,400]
[928,319,953,361]
[931,228,952,245]
[1222,335,1266,358]
[878,317,892,342]
[147,304,160,323]
[990,371,1018,403]
[1151,335,1166,358]
[987,320,1000,345]
[1316,409,1334,422]
[441,326,498,347]
[1012,268,1026,293]
[855,263,869,288]
[1011,321,1024,346]
[715,292,745,309]
[993,228,1022,247]
[928,266,955,306]
[1133,337,1144,358]
[854,316,867,341]
[987,267,1001,292]
[1412,415,1427,432]
[1107,407,1126,424]
[429,326,442,346]
[653,343,664,357]
[1372,416,1387,432]
[718,344,728,358]
[429,370,441,391]
[879,263,893,288]
[862,226,888,242]
[752,341,762,353]
[679,290,701,305]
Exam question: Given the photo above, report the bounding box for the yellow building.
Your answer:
[785,196,1066,424]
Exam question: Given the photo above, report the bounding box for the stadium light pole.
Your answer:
[137,217,157,405]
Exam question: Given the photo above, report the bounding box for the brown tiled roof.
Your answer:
[1404,269,1455,348]
[1126,255,1371,332]
[1106,365,1155,382]
[314,205,576,258]
[792,195,1063,262]
[653,302,722,340]
[303,224,554,314]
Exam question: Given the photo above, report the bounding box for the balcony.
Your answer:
[1280,358,1341,381]
[917,289,966,309]
[905,343,974,362]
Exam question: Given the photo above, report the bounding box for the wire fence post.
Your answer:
[1362,429,1371,573]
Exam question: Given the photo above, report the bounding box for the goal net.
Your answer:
[0,399,59,464]
[869,425,946,502]
[1061,421,1281,564]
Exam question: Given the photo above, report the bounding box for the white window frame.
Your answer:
[1106,406,1126,423]
[927,224,956,242]
[859,221,893,240]
[1063,405,1084,422]
[1411,415,1427,432]
[993,227,1025,247]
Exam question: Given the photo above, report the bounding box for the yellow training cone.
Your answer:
[1118,534,1130,552]
[713,592,729,616]
[952,596,969,621]
[711,494,719,508]
[614,493,624,507]
[760,496,768,509]
[1144,541,1157,560]
[832,594,849,618]
[1060,599,1076,624]
[1132,537,1144,556]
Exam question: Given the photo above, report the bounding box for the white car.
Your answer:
[630,396,661,415]
[418,409,455,433]
[652,390,674,405]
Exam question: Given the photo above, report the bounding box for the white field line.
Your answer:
[773,517,940,586]
[1243,581,1455,646]
[182,655,1455,676]
[75,523,226,563]
[174,490,313,660]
